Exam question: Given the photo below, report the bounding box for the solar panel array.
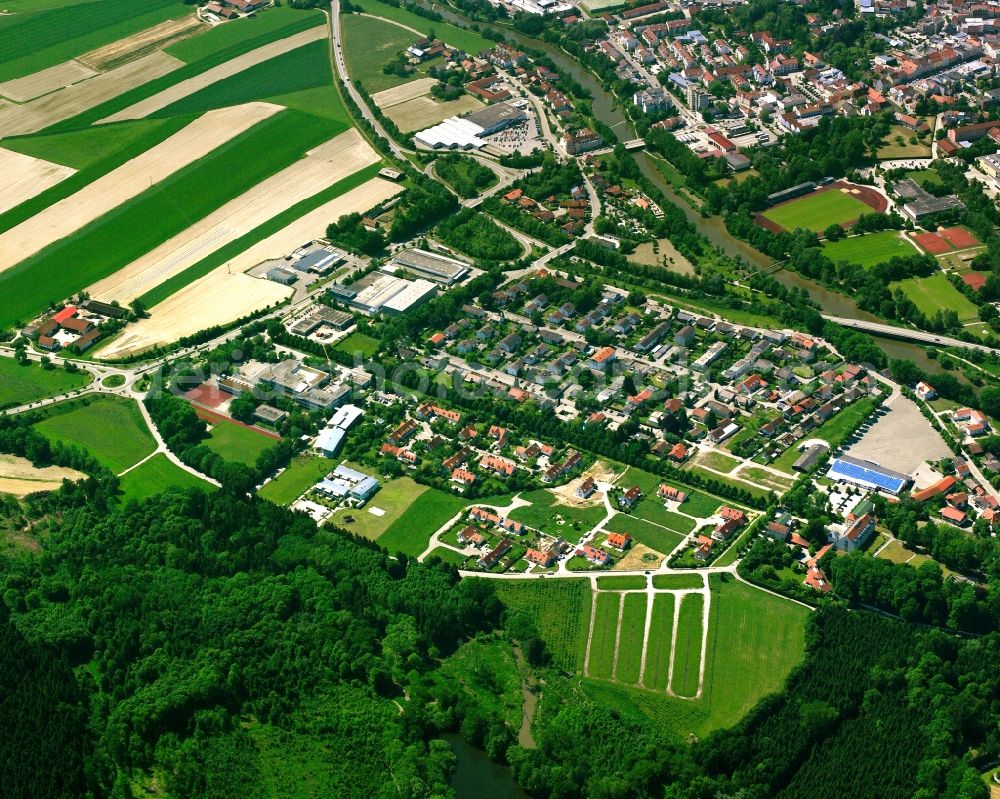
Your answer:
[827,458,907,494]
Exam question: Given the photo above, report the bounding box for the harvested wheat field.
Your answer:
[0,102,282,273]
[0,60,97,103]
[98,176,404,358]
[0,147,77,215]
[0,51,183,137]
[371,77,438,109]
[384,94,482,133]
[88,128,380,304]
[0,453,86,497]
[99,26,327,122]
[79,15,206,71]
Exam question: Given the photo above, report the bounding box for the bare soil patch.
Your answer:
[0,51,183,137]
[88,128,380,303]
[0,146,76,214]
[78,14,206,71]
[371,77,438,109]
[551,477,605,508]
[0,453,86,496]
[384,93,482,133]
[631,238,695,276]
[0,60,97,103]
[99,26,326,122]
[613,542,665,570]
[0,102,282,273]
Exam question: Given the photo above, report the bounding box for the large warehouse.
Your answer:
[389,248,470,285]
[414,103,528,149]
[826,455,911,495]
[333,273,438,316]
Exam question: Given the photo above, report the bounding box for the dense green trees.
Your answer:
[437,209,522,261]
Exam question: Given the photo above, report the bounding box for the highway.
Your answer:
[821,315,1000,355]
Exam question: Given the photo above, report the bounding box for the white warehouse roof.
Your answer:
[414,117,486,149]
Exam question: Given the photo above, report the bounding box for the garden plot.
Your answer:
[384,93,482,133]
[0,147,77,215]
[371,77,438,109]
[0,50,182,137]
[88,128,379,304]
[0,453,86,497]
[99,26,327,122]
[0,59,97,103]
[0,102,282,273]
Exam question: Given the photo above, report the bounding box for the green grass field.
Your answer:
[492,578,592,671]
[891,272,981,323]
[695,450,741,473]
[33,395,155,473]
[606,514,685,556]
[152,40,337,119]
[642,593,674,691]
[373,487,468,555]
[588,592,619,680]
[166,6,324,64]
[615,593,647,685]
[258,453,336,506]
[347,0,494,55]
[651,573,703,590]
[118,453,213,504]
[762,190,874,234]
[905,168,942,188]
[509,488,609,536]
[822,231,914,268]
[619,467,725,519]
[341,14,420,94]
[0,0,187,82]
[876,125,931,159]
[334,332,380,359]
[0,359,91,409]
[671,593,703,698]
[0,109,338,329]
[683,466,774,501]
[596,575,647,591]
[204,420,276,467]
[328,475,426,540]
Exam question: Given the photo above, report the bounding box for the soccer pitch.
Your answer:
[763,190,874,233]
[822,231,914,268]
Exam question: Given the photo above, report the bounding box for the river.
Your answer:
[418,2,949,373]
[444,734,530,799]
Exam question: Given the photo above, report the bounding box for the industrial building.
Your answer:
[827,456,911,495]
[266,266,299,285]
[332,274,438,316]
[293,247,344,275]
[314,464,380,502]
[389,248,470,285]
[414,103,527,149]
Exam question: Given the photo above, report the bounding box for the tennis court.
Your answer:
[911,231,951,254]
[938,226,979,249]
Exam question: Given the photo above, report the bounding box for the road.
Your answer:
[822,314,1000,355]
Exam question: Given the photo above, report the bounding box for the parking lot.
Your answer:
[845,393,951,474]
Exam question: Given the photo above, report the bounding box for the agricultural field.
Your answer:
[259,453,337,506]
[203,419,277,467]
[606,514,685,556]
[117,453,213,504]
[891,272,981,323]
[822,230,914,268]
[671,593,704,697]
[341,14,420,94]
[587,592,621,680]
[385,93,483,133]
[876,125,931,159]
[346,0,494,56]
[651,573,703,590]
[0,358,91,409]
[615,593,648,684]
[491,578,592,671]
[596,575,647,590]
[641,593,675,691]
[0,453,86,498]
[33,395,155,473]
[762,190,874,234]
[370,486,467,555]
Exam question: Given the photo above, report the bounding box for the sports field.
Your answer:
[204,420,277,467]
[118,453,213,504]
[891,272,980,323]
[822,231,914,268]
[0,358,91,409]
[33,395,156,473]
[762,190,874,234]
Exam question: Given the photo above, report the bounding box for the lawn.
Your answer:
[606,513,685,556]
[373,486,468,555]
[695,450,741,473]
[0,109,337,328]
[118,453,213,504]
[683,466,774,501]
[596,575,647,590]
[33,395,156,473]
[341,14,421,93]
[587,592,620,680]
[642,592,674,691]
[491,578,592,671]
[0,358,91,410]
[905,168,942,188]
[738,466,794,493]
[762,190,874,234]
[329,474,428,540]
[258,453,336,506]
[652,573,703,590]
[334,332,380,359]
[615,593,648,685]
[876,125,932,159]
[204,419,277,466]
[424,546,471,566]
[347,0,494,55]
[152,40,339,119]
[0,0,188,82]
[671,592,704,697]
[822,231,914,268]
[509,488,609,536]
[891,272,981,324]
[619,466,726,518]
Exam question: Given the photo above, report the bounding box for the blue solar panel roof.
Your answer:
[827,458,907,493]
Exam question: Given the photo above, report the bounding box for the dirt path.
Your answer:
[0,102,282,273]
[79,15,205,71]
[98,26,327,122]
